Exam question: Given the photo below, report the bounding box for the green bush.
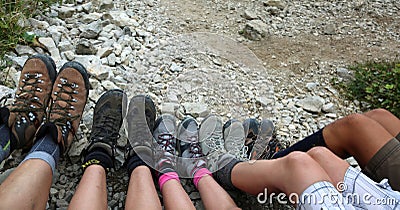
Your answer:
[0,0,56,65]
[339,62,400,118]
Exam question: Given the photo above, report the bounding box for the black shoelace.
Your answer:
[189,141,203,158]
[157,133,175,154]
[51,78,80,132]
[11,73,46,120]
[91,115,121,143]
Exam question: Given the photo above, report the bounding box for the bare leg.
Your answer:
[307,147,350,187]
[363,109,400,137]
[69,165,107,210]
[161,179,195,210]
[197,175,239,210]
[125,166,161,210]
[0,159,52,210]
[323,113,394,167]
[231,152,332,196]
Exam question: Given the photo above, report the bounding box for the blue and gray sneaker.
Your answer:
[177,117,206,178]
[153,114,177,174]
[199,114,227,172]
[223,119,245,159]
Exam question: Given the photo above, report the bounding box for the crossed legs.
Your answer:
[322,109,400,167]
[229,146,399,208]
[231,151,335,197]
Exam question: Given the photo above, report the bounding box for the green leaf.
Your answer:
[22,32,36,43]
[365,87,373,93]
[385,84,394,90]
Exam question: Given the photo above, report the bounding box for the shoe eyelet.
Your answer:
[28,112,35,121]
[71,83,79,88]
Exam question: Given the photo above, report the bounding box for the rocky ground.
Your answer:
[0,0,399,209]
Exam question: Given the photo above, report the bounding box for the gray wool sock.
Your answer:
[22,133,60,175]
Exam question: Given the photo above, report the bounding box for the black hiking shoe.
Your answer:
[261,138,284,160]
[242,118,259,158]
[244,119,275,160]
[82,89,125,170]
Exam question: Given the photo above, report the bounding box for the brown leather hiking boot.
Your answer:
[2,54,57,151]
[35,61,89,154]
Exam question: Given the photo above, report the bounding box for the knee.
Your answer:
[365,108,393,118]
[340,113,369,130]
[307,147,332,159]
[283,152,315,170]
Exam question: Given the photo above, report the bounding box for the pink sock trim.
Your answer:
[193,168,212,189]
[158,172,180,191]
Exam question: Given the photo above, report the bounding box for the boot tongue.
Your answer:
[35,122,60,149]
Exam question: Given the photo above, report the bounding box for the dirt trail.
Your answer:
[161,0,400,81]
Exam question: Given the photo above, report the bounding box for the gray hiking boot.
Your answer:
[125,95,156,167]
[223,119,245,158]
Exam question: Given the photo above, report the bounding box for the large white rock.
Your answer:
[0,85,15,99]
[103,11,139,27]
[38,37,61,62]
[243,20,269,40]
[182,103,209,117]
[57,6,75,19]
[298,96,325,113]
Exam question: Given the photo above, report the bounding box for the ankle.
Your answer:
[158,171,180,191]
[193,168,212,189]
[22,133,60,175]
[83,148,113,172]
[126,154,148,176]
